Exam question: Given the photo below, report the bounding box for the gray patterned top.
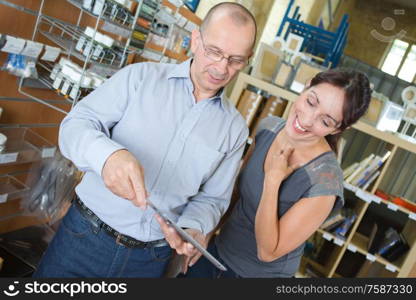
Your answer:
[216,116,344,278]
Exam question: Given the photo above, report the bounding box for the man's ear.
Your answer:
[190,29,200,55]
[248,50,254,59]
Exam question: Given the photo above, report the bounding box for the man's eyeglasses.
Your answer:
[199,33,248,70]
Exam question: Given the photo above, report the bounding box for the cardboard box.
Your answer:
[251,43,282,82]
[273,62,293,87]
[290,62,324,93]
[251,96,288,133]
[362,97,384,125]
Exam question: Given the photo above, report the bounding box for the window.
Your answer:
[381,39,416,83]
[398,45,416,82]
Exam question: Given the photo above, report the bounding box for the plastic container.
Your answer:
[82,0,94,10]
[93,0,105,15]
[0,128,56,166]
[52,72,64,90]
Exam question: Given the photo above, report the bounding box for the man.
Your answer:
[34,2,256,277]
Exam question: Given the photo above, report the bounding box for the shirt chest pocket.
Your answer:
[170,138,225,197]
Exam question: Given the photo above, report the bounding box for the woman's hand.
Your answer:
[265,144,298,183]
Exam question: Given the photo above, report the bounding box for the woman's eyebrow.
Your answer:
[311,91,340,124]
[311,90,319,103]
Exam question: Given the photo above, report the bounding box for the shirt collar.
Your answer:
[167,59,226,110]
[167,58,192,79]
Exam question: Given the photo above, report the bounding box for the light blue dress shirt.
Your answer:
[59,59,248,241]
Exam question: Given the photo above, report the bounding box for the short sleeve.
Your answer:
[303,158,344,213]
[255,116,285,136]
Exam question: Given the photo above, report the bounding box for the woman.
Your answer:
[177,69,371,278]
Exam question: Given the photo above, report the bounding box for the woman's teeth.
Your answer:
[295,118,307,132]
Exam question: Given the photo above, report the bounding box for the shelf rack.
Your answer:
[1,0,157,114]
[140,0,201,63]
[38,15,126,69]
[67,0,134,34]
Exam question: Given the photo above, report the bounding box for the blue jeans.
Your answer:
[33,204,172,278]
[179,240,240,278]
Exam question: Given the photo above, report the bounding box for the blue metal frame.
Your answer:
[276,0,349,68]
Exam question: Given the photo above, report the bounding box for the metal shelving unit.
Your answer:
[38,15,125,70]
[1,0,160,114]
[67,0,134,34]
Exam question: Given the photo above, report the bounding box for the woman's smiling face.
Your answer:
[285,82,345,142]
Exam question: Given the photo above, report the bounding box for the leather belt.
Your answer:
[73,196,168,249]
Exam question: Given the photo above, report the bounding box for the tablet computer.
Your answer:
[148,200,227,272]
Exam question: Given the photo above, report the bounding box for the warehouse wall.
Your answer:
[331,0,416,68]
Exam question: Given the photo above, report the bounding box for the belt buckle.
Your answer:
[116,234,124,246]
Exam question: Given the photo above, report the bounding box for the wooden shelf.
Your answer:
[301,256,330,277]
[165,48,188,61]
[344,183,416,220]
[162,0,202,26]
[144,42,189,62]
[352,121,416,154]
[230,72,298,105]
[349,233,401,273]
[146,42,164,53]
[316,228,347,247]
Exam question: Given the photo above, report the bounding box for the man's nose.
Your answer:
[216,56,229,72]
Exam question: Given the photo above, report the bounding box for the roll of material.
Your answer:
[401,86,416,106]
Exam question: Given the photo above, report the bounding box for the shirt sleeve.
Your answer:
[255,116,284,137]
[176,119,249,235]
[58,64,141,176]
[303,160,345,213]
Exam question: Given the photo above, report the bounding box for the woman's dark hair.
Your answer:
[308,69,372,153]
